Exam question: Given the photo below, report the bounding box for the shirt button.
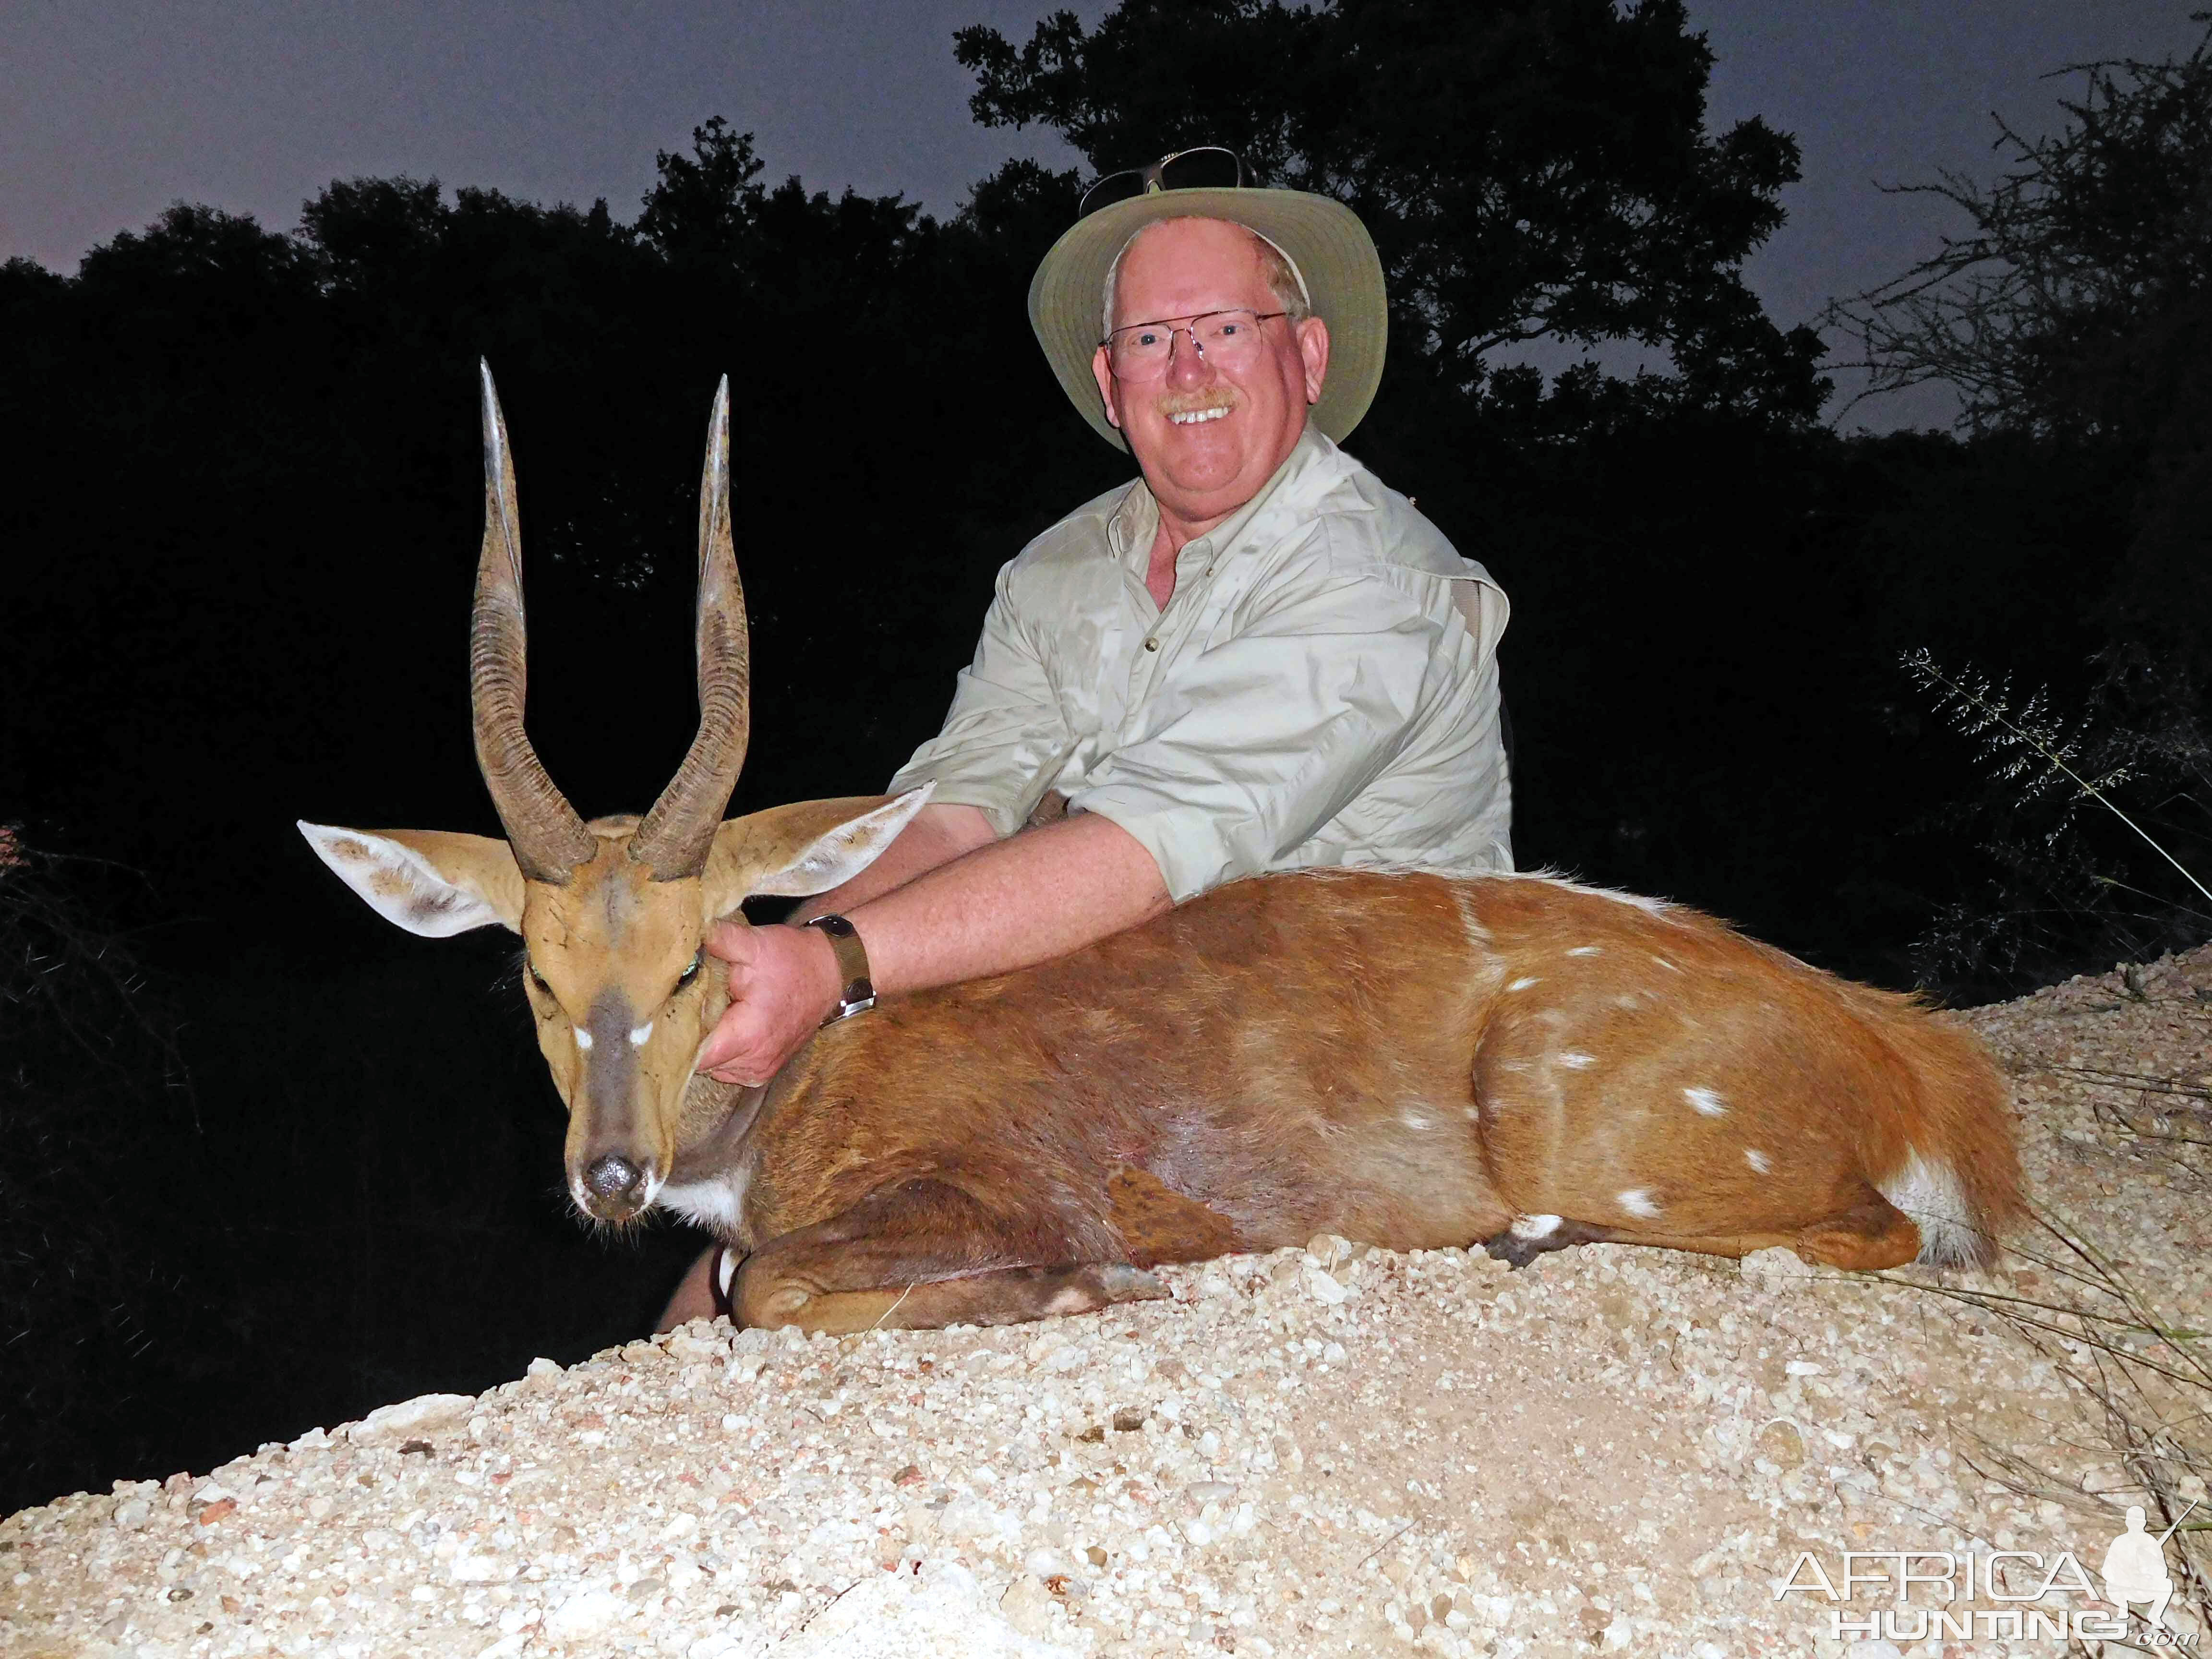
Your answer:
[1144,637,1159,651]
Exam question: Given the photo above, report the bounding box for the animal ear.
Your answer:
[701,786,934,917]
[299,823,526,936]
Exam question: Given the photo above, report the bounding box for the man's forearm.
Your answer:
[793,802,997,923]
[845,812,1171,997]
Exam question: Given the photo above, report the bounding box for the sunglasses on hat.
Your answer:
[1076,146,1245,220]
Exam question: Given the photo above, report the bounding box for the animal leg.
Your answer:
[1606,1191,1923,1270]
[732,1177,1167,1334]
[1788,1191,1923,1270]
[1492,1190,1924,1272]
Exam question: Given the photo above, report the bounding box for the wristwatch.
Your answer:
[801,913,876,1026]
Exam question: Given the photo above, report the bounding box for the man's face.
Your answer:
[1091,217,1330,530]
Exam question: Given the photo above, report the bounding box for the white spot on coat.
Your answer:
[1556,1052,1596,1070]
[1744,1148,1772,1173]
[574,1028,595,1051]
[1683,1086,1727,1117]
[1566,945,1602,957]
[628,1021,654,1047]
[1510,1213,1562,1239]
[1507,976,1540,992]
[1400,1110,1432,1131]
[1650,954,1682,973]
[1617,1188,1660,1219]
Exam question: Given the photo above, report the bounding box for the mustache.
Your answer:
[1154,387,1243,419]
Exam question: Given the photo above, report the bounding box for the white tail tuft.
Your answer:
[1877,1150,1983,1268]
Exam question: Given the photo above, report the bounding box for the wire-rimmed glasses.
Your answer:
[1103,308,1289,379]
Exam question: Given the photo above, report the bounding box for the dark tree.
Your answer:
[1828,21,2212,668]
[955,0,1827,422]
[1828,22,2212,980]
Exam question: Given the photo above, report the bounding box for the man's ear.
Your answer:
[1091,344,1124,431]
[299,823,526,936]
[700,787,935,919]
[1298,315,1330,406]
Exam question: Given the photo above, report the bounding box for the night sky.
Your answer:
[4,1,2204,429]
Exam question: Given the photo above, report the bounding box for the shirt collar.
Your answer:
[1105,423,1334,568]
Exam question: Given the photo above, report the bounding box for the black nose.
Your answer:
[584,1154,645,1202]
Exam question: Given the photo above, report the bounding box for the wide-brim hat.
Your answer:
[1027,186,1387,452]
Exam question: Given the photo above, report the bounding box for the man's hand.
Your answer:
[694,921,844,1086]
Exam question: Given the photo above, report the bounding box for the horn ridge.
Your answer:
[632,376,752,881]
[469,362,597,883]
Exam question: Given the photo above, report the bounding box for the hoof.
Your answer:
[1482,1214,1608,1268]
[1481,1232,1548,1270]
[1093,1263,1171,1302]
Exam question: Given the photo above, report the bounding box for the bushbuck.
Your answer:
[302,373,2025,1334]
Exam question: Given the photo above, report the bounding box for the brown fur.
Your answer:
[652,867,2024,1331]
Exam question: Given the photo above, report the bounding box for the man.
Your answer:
[661,158,1511,1324]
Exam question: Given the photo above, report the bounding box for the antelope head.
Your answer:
[302,368,927,1223]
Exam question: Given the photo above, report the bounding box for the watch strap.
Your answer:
[801,913,876,1025]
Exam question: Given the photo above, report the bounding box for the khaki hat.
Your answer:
[1027,185,1388,452]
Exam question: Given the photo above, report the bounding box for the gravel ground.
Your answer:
[6,946,2207,1659]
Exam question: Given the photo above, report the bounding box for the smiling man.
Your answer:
[666,158,1513,1323]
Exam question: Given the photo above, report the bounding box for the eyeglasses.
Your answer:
[1076,146,1244,220]
[1104,308,1288,379]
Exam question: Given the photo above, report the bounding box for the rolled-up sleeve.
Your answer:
[886,566,1075,839]
[1072,558,1444,901]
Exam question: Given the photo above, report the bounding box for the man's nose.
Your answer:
[1164,326,1213,387]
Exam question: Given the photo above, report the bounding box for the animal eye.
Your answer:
[676,950,702,989]
[526,961,552,995]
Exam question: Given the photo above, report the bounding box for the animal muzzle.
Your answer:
[568,992,661,1220]
[577,1151,655,1220]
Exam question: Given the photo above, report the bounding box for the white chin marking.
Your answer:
[660,1172,749,1233]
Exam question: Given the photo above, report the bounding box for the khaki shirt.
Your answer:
[888,427,1513,902]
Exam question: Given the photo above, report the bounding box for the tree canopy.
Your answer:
[956,0,1827,422]
[1829,22,2212,449]
[1828,22,2212,670]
